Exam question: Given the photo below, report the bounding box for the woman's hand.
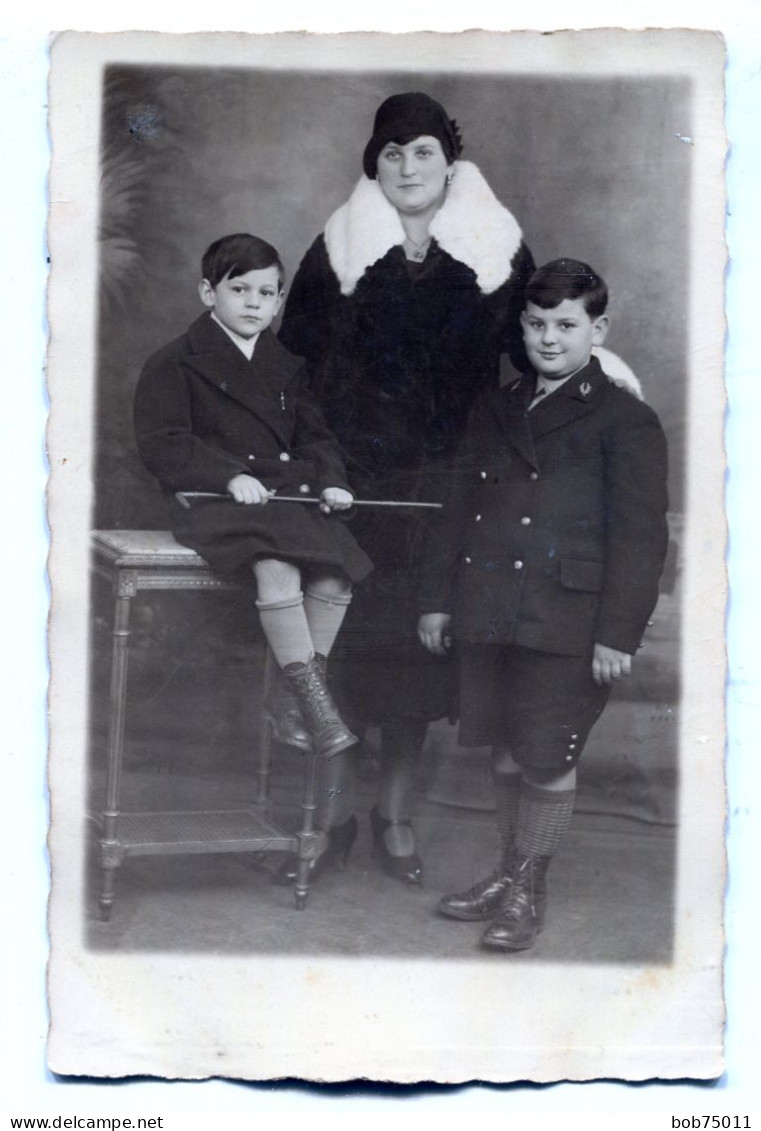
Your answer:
[227,474,272,505]
[418,613,452,656]
[320,487,354,514]
[592,642,633,686]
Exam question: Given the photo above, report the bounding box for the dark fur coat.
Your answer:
[279,162,534,722]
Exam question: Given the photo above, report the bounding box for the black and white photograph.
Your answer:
[46,29,727,1083]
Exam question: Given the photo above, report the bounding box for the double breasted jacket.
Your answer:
[134,314,351,497]
[420,356,670,658]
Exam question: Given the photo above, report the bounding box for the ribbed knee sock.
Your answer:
[515,781,576,859]
[304,586,352,658]
[255,593,314,669]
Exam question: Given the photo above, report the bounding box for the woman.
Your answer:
[276,91,537,885]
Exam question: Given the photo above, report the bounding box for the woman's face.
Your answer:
[376,135,450,216]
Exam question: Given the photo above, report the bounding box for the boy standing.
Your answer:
[418,258,669,952]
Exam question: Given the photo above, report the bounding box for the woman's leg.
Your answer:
[376,718,428,856]
[304,569,357,825]
[303,570,353,659]
[316,749,357,829]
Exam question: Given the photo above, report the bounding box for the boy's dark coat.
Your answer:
[133,314,371,579]
[420,356,669,657]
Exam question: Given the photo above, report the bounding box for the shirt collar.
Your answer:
[211,312,259,360]
[534,361,591,399]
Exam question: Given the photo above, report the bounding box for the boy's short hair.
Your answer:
[525,258,608,319]
[201,233,285,290]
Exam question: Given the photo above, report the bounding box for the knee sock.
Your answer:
[255,593,314,669]
[514,781,576,859]
[304,587,352,658]
[493,770,523,858]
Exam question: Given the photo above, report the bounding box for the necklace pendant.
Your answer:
[413,248,425,261]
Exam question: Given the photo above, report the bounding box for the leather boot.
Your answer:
[480,854,551,951]
[263,671,312,753]
[437,845,517,921]
[283,654,358,759]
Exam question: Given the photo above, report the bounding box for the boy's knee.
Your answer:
[492,745,522,775]
[253,557,302,600]
[306,571,353,603]
[522,764,577,790]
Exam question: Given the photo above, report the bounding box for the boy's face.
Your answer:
[199,265,283,339]
[521,298,609,381]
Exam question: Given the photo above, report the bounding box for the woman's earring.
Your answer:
[445,172,454,187]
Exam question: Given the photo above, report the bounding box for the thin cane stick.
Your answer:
[174,491,442,510]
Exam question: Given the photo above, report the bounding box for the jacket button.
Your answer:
[520,516,531,525]
[530,471,539,481]
[279,452,291,462]
[479,471,487,480]
[571,733,579,741]
[299,484,310,494]
[565,754,574,762]
[568,744,577,752]
[638,640,646,649]
[647,619,654,626]
[514,560,523,570]
[475,514,482,522]
[247,454,255,461]
[464,556,472,565]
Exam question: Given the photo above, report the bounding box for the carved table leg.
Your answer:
[293,751,326,910]
[255,646,275,807]
[98,583,133,919]
[98,866,116,922]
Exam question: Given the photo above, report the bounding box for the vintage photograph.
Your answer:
[47,30,726,1082]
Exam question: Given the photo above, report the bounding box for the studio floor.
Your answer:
[85,571,679,962]
[85,743,676,963]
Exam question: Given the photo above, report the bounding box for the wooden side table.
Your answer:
[91,530,326,918]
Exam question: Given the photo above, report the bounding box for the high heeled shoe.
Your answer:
[271,814,358,886]
[370,806,423,885]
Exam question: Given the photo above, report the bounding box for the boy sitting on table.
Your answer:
[134,232,372,762]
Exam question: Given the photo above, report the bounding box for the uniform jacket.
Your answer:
[134,313,351,498]
[419,356,669,658]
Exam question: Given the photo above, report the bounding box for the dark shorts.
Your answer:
[458,643,611,780]
[173,495,373,584]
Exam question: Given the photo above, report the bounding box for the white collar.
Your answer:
[323,160,524,297]
[211,312,259,360]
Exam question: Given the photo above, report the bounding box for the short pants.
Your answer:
[458,643,611,780]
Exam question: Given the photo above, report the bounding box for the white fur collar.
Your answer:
[324,160,524,297]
